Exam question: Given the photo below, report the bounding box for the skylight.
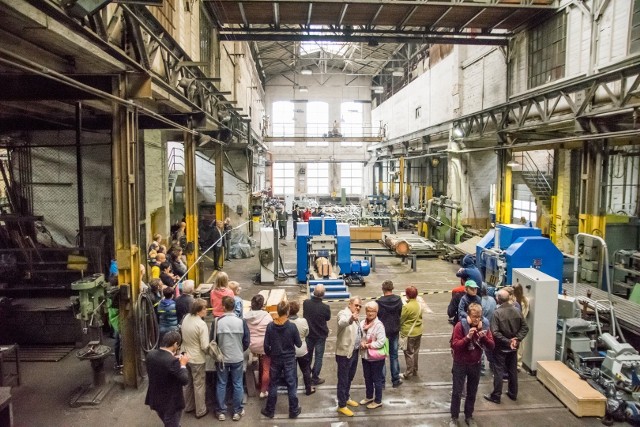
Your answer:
[300,41,350,56]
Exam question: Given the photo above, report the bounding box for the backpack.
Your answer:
[207,317,225,364]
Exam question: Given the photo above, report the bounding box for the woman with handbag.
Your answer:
[359,301,387,410]
[400,286,423,380]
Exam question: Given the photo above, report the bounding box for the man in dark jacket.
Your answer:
[261,301,302,419]
[377,279,403,387]
[456,254,483,289]
[484,289,529,404]
[303,284,331,385]
[175,279,195,324]
[145,331,190,427]
[292,205,300,238]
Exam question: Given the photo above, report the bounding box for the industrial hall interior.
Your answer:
[2,0,640,426]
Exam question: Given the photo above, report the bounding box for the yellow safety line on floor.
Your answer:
[324,289,452,303]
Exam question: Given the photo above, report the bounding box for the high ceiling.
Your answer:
[205,0,558,80]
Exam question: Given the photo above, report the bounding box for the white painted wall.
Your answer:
[371,52,459,140]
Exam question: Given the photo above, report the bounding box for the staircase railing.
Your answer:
[168,147,184,172]
[516,151,553,208]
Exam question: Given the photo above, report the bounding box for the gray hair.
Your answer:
[182,280,195,295]
[349,296,361,304]
[364,301,378,311]
[496,289,509,304]
[313,284,326,298]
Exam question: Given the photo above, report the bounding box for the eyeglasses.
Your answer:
[354,304,362,308]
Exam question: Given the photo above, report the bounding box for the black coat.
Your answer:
[302,296,331,339]
[145,348,189,413]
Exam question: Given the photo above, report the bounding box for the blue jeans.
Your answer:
[306,336,326,381]
[336,351,359,408]
[362,359,385,404]
[264,356,299,416]
[216,361,244,414]
[383,333,401,384]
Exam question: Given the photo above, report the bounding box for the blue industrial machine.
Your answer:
[476,224,563,292]
[297,217,370,289]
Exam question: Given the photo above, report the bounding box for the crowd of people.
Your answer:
[446,254,530,427]
[141,251,530,427]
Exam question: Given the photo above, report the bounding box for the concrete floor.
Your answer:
[9,227,606,427]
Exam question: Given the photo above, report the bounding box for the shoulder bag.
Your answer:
[399,315,418,351]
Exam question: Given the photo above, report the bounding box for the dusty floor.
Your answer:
[8,226,606,427]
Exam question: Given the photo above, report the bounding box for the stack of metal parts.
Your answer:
[580,235,602,286]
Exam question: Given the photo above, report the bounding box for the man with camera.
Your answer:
[449,303,494,427]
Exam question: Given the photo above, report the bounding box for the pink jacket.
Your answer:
[210,287,235,317]
[244,309,273,354]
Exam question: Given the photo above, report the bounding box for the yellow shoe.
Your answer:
[337,406,354,417]
[346,399,359,407]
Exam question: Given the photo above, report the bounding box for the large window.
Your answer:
[341,102,363,142]
[272,163,295,195]
[631,1,640,54]
[340,162,363,195]
[272,101,294,137]
[528,13,566,88]
[307,101,329,145]
[307,163,329,195]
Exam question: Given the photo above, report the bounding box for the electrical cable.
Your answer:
[178,220,252,282]
[136,291,159,353]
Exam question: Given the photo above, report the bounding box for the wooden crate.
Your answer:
[258,289,287,318]
[350,226,383,241]
[536,360,606,417]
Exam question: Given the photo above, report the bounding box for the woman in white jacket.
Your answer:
[288,301,315,395]
[244,294,273,398]
[359,301,386,410]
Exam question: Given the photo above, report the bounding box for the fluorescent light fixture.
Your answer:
[372,86,383,91]
[507,159,520,168]
[300,69,313,75]
[298,86,308,92]
[374,88,384,94]
[392,68,404,77]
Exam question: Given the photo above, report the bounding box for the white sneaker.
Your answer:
[449,418,459,427]
[232,410,245,421]
[259,391,269,398]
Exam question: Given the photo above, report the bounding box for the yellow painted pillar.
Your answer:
[578,144,607,237]
[214,143,224,221]
[184,131,199,284]
[497,152,513,225]
[112,78,141,388]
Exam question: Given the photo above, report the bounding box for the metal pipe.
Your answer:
[75,102,85,247]
[0,50,224,145]
[572,233,613,303]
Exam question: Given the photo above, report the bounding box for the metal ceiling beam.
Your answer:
[221,33,508,45]
[459,8,486,31]
[398,6,418,29]
[306,3,313,28]
[221,27,508,40]
[238,2,249,28]
[0,74,114,101]
[369,4,384,28]
[209,0,556,9]
[273,3,280,28]
[338,4,349,27]
[430,7,452,30]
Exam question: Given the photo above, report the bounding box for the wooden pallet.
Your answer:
[536,360,605,417]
